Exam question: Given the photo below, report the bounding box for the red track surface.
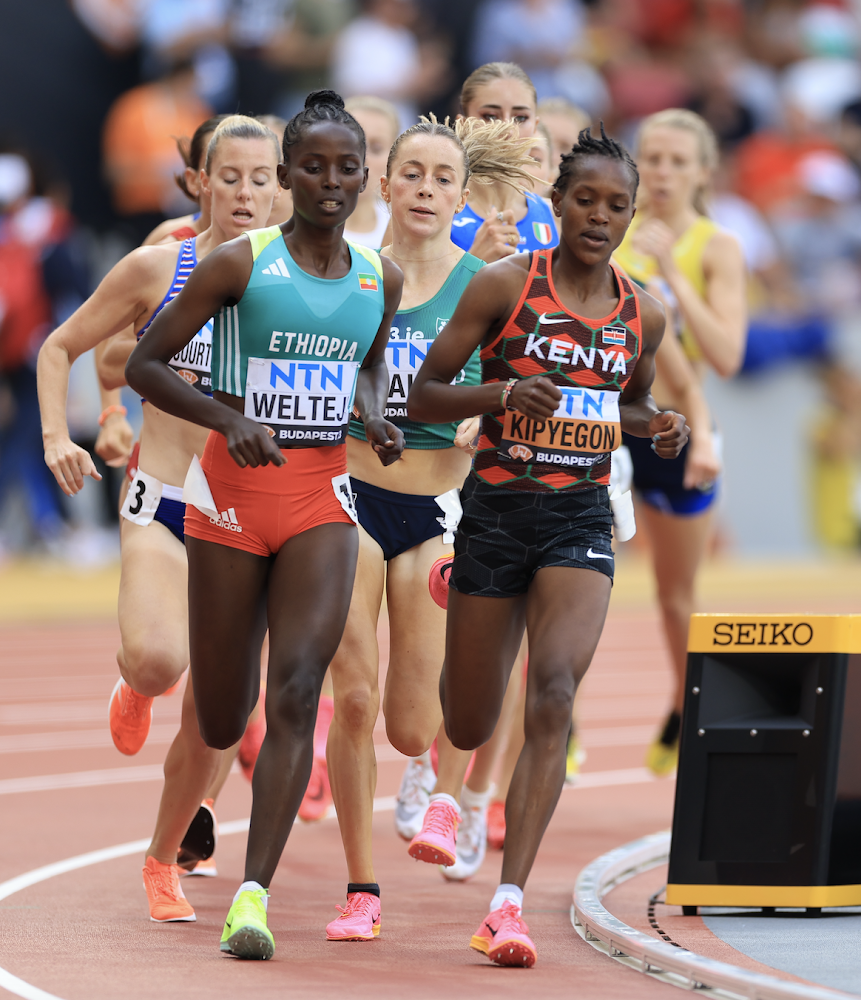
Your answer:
[0,603,767,998]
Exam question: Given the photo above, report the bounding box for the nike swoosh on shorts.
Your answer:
[586,548,614,561]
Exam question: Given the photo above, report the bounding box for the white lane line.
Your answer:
[0,765,166,796]
[0,725,180,756]
[0,767,659,999]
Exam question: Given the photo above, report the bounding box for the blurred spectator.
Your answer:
[603,34,693,125]
[139,0,234,110]
[332,0,448,126]
[838,98,861,177]
[781,3,861,125]
[536,97,590,179]
[343,96,400,247]
[264,0,356,119]
[732,93,835,215]
[229,0,293,114]
[0,153,68,555]
[102,59,212,244]
[71,0,140,52]
[687,38,757,150]
[470,0,587,101]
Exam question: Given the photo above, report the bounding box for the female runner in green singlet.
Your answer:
[126,90,403,961]
[408,126,688,968]
[613,109,746,775]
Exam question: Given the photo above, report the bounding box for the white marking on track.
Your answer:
[0,767,662,999]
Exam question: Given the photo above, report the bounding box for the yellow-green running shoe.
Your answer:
[645,711,681,777]
[220,889,274,960]
[565,734,587,784]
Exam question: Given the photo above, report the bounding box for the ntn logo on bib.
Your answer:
[244,357,359,448]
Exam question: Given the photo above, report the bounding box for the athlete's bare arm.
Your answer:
[97,327,137,390]
[127,237,286,470]
[352,255,405,467]
[635,221,746,377]
[38,245,179,494]
[408,255,562,423]
[649,285,719,486]
[617,288,688,459]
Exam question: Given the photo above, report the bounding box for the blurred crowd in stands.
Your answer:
[2,0,861,557]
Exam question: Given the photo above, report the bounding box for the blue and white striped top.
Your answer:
[137,237,213,397]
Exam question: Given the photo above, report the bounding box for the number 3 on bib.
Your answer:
[332,473,358,524]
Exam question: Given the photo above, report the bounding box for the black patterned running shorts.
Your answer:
[449,473,614,599]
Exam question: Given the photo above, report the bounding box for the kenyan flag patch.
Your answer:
[533,222,553,245]
[358,273,378,292]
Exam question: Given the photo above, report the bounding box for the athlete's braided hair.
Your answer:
[282,90,365,162]
[554,122,639,198]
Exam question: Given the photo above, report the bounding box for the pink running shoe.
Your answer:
[428,554,454,610]
[326,891,381,941]
[238,685,267,782]
[486,800,506,851]
[408,798,460,866]
[470,902,536,967]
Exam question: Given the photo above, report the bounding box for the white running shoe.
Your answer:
[441,786,489,882]
[394,752,436,840]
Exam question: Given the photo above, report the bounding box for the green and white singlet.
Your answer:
[349,252,483,450]
[212,225,385,448]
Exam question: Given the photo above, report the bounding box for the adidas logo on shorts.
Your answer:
[209,507,243,533]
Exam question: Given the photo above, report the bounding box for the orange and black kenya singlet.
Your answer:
[473,250,642,493]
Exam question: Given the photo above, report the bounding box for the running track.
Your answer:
[1,557,858,999]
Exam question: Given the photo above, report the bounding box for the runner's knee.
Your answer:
[334,680,379,735]
[119,641,186,697]
[527,670,576,737]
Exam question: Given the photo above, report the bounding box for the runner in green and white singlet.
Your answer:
[126,91,404,960]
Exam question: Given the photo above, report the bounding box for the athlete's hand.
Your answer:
[683,436,721,490]
[366,417,404,467]
[223,413,286,469]
[630,218,676,274]
[648,410,689,459]
[468,206,520,264]
[94,413,134,468]
[508,376,562,420]
[43,436,103,496]
[454,415,480,452]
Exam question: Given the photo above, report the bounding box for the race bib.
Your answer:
[384,338,465,419]
[332,472,358,524]
[169,319,213,393]
[121,469,163,526]
[244,357,359,448]
[498,387,621,469]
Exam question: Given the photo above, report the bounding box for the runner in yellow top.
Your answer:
[612,109,746,775]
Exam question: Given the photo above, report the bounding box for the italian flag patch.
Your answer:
[533,222,553,245]
[358,273,378,292]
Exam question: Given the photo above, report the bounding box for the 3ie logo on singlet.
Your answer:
[499,387,620,469]
[244,357,360,448]
[384,320,465,419]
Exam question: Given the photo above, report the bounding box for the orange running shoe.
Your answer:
[298,756,332,822]
[109,678,153,756]
[471,902,536,967]
[408,798,460,866]
[486,800,505,851]
[142,857,196,922]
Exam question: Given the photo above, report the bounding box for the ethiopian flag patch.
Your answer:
[358,273,378,292]
[533,221,553,245]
